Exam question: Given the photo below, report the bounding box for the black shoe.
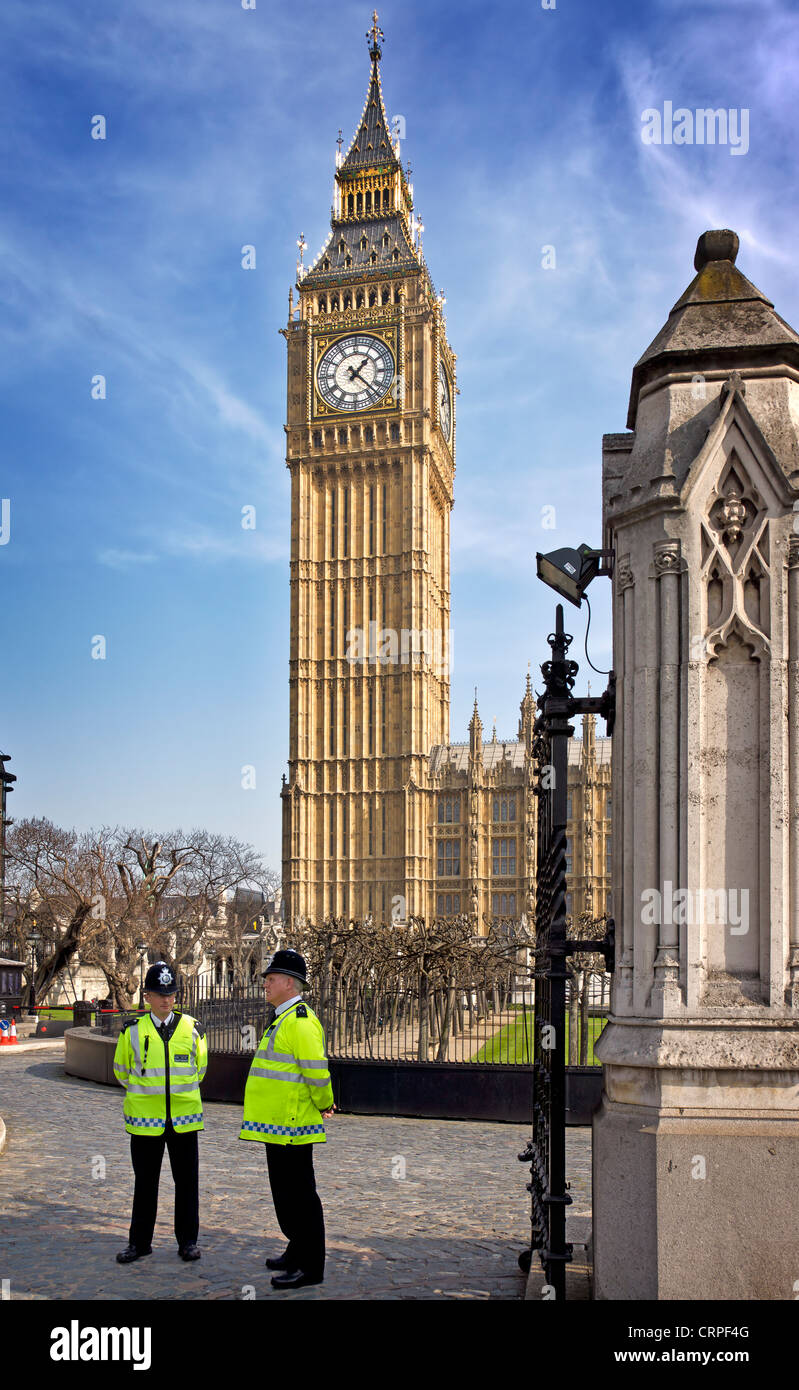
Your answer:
[178,1243,201,1261]
[116,1245,152,1264]
[270,1269,323,1289]
[265,1253,294,1271]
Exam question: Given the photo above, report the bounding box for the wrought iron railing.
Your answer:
[175,970,607,1065]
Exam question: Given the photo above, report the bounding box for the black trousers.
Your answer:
[265,1142,325,1279]
[129,1125,199,1251]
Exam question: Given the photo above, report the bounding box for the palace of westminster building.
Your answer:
[280,17,611,932]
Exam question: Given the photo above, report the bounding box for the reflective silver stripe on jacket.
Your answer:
[249,1067,303,1083]
[125,1078,199,1096]
[296,1058,328,1069]
[249,1065,329,1087]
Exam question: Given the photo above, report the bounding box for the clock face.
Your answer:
[316,334,395,412]
[438,362,452,442]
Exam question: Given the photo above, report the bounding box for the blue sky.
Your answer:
[2,0,798,870]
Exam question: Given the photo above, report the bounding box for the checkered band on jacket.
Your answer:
[239,1001,334,1146]
[113,1013,207,1137]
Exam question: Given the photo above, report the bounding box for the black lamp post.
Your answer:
[0,752,16,937]
[519,547,616,1298]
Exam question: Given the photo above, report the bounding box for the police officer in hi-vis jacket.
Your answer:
[113,961,207,1264]
[239,949,335,1288]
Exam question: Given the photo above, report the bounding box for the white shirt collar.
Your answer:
[150,1010,174,1028]
[275,994,302,1015]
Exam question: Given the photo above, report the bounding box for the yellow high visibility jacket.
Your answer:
[239,1000,334,1145]
[113,1011,207,1136]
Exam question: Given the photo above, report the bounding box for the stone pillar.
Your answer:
[594,229,799,1300]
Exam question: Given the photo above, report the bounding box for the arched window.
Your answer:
[365,190,372,213]
[356,290,364,308]
[369,289,377,306]
[343,292,351,309]
[317,297,327,313]
[392,248,400,263]
[383,188,390,210]
[356,192,363,214]
[360,234,368,251]
[393,285,401,301]
[381,287,390,305]
[347,194,354,216]
[331,295,339,310]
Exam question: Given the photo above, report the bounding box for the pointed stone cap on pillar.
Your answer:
[626,228,799,429]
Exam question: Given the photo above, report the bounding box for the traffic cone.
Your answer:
[8,1019,18,1045]
[0,1023,9,1046]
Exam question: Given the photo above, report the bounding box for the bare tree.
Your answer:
[566,909,609,1065]
[5,819,270,1009]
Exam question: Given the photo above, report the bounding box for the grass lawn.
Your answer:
[470,1013,607,1065]
[36,1008,74,1020]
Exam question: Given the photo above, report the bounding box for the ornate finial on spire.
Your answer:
[296,232,307,280]
[337,128,343,154]
[474,686,478,708]
[492,718,497,742]
[367,10,384,61]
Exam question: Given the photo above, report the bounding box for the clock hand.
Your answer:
[347,355,371,380]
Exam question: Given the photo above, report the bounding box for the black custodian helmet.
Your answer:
[144,961,178,994]
[262,949,308,986]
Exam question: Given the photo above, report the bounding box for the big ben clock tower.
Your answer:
[281,13,456,928]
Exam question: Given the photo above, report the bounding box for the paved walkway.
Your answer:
[0,1048,590,1300]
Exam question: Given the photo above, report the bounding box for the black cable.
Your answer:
[583,594,611,675]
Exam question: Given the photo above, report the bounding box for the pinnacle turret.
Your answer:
[469,689,483,764]
[519,665,536,752]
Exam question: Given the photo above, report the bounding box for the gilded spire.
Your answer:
[367,9,384,62]
[339,13,397,174]
[300,17,424,287]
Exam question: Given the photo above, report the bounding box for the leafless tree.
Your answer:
[566,909,609,1065]
[5,819,270,1009]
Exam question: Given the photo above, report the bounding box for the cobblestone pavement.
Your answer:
[0,1048,592,1301]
